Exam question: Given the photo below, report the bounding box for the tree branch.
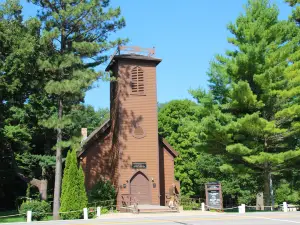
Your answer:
[16,172,41,189]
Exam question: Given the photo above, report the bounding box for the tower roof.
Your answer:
[105,46,162,71]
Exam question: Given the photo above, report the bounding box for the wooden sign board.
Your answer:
[205,182,223,210]
[132,162,147,169]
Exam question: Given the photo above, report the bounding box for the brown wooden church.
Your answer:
[78,46,179,208]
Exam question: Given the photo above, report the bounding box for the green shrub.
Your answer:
[275,180,300,204]
[101,207,110,214]
[180,196,200,210]
[88,179,116,207]
[19,201,50,221]
[88,207,96,218]
[60,150,88,220]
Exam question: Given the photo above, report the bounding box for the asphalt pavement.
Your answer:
[3,211,300,225]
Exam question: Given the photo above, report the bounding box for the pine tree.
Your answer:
[60,150,87,219]
[77,165,88,209]
[27,0,127,219]
[273,0,300,199]
[276,2,300,148]
[193,0,300,206]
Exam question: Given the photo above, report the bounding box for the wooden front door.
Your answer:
[130,172,151,204]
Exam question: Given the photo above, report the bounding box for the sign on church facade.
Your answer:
[132,162,147,169]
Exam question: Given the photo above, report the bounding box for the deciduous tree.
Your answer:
[158,99,201,196]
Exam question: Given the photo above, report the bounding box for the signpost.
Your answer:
[205,182,223,210]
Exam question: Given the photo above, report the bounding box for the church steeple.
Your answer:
[106,46,162,205]
[80,46,179,209]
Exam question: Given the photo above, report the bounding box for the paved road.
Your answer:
[4,212,300,225]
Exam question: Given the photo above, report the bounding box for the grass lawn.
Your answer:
[0,211,53,223]
[0,216,25,223]
[0,211,25,223]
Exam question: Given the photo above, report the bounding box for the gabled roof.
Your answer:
[159,137,179,158]
[77,120,179,159]
[77,120,111,157]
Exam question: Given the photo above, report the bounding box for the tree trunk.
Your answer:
[53,99,63,220]
[40,179,48,200]
[270,174,275,209]
[263,170,271,207]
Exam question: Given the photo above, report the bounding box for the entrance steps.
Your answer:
[120,204,178,214]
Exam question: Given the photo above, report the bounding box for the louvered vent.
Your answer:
[131,66,145,94]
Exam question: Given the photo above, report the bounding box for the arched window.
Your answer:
[131,66,145,95]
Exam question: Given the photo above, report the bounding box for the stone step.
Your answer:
[120,205,179,214]
[138,208,178,214]
[120,207,136,213]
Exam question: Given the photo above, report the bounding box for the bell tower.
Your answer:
[106,46,162,205]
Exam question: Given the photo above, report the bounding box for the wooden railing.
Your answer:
[121,194,139,214]
[110,45,155,60]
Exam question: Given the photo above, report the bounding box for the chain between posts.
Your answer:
[0,213,25,219]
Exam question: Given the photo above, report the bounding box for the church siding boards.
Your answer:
[81,127,115,189]
[79,52,179,207]
[163,146,175,198]
[116,59,160,205]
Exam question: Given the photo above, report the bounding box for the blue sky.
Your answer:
[5,0,292,109]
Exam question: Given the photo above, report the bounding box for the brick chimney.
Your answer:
[81,128,87,141]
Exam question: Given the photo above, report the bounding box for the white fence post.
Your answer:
[97,207,101,218]
[239,204,245,214]
[27,211,32,223]
[201,203,205,212]
[83,208,88,220]
[283,202,288,212]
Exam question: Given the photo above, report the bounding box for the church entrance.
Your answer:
[130,172,151,204]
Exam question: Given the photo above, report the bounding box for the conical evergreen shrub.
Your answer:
[60,150,87,219]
